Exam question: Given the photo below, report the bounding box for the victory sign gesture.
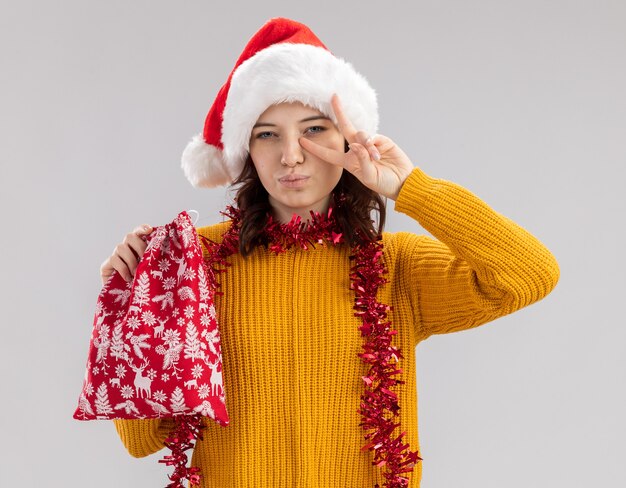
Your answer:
[299,93,415,201]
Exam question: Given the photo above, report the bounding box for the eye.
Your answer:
[305,126,327,135]
[255,131,275,139]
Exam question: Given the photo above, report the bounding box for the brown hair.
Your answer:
[231,142,386,256]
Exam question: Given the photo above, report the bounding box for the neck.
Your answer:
[274,210,316,225]
[268,195,333,224]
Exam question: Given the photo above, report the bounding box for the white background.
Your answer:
[1,1,624,486]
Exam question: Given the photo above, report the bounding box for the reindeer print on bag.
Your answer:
[74,211,230,427]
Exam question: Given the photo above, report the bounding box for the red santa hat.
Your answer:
[181,17,379,188]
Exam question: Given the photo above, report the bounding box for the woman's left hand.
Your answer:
[298,93,415,201]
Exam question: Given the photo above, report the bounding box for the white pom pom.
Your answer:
[181,134,232,188]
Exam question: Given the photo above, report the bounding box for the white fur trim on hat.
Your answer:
[181,134,232,188]
[221,43,378,179]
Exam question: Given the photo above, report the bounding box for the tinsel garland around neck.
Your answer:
[200,205,422,488]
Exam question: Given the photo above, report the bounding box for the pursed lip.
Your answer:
[278,174,310,182]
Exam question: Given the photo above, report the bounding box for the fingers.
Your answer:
[346,141,378,187]
[361,132,381,161]
[330,93,358,143]
[127,225,152,254]
[353,131,380,161]
[348,142,375,166]
[101,252,134,284]
[99,224,152,285]
[331,94,380,160]
[298,137,348,168]
[299,132,380,171]
[302,93,383,169]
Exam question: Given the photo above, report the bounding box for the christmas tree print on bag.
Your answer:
[73,211,229,487]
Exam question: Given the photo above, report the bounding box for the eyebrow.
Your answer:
[252,115,331,129]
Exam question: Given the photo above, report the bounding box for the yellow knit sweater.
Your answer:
[113,166,559,487]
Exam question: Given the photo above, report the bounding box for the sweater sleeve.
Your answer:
[393,166,560,342]
[112,418,176,458]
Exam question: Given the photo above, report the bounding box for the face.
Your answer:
[248,101,345,223]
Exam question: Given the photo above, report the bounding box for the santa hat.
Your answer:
[181,17,379,188]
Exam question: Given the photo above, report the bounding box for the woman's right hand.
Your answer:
[100,224,153,285]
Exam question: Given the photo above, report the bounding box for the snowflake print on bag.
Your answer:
[74,211,229,486]
[74,211,229,426]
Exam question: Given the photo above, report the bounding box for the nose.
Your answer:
[281,134,304,167]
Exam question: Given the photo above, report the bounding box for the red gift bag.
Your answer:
[74,211,229,486]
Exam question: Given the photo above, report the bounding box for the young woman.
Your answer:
[102,18,559,488]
